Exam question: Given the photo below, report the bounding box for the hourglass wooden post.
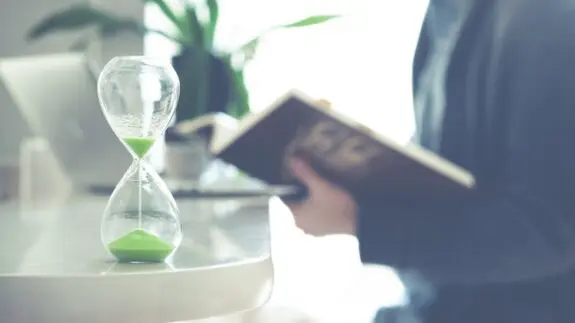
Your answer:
[97,56,182,263]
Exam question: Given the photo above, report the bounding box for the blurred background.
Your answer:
[0,0,426,185]
[0,0,428,321]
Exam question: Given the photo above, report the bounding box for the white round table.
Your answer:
[0,195,274,323]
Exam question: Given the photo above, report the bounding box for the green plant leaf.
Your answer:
[233,14,341,65]
[113,19,187,44]
[182,2,204,47]
[148,28,187,44]
[230,68,250,117]
[27,3,188,48]
[99,20,139,36]
[238,37,259,61]
[281,15,341,28]
[205,0,219,47]
[27,5,119,40]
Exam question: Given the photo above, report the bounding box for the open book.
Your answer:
[211,90,475,203]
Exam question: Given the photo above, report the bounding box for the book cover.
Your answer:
[213,91,474,203]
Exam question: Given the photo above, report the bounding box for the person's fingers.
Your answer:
[283,200,301,214]
[289,157,326,190]
[285,200,314,234]
[283,200,309,233]
[286,203,303,221]
[316,99,331,108]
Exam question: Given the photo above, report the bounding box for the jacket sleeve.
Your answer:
[357,9,575,285]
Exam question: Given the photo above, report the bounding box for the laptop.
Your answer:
[0,53,129,190]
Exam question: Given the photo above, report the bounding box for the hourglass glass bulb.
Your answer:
[101,161,182,263]
[98,56,182,263]
[97,56,179,158]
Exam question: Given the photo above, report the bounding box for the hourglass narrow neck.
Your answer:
[126,159,154,183]
[123,136,156,159]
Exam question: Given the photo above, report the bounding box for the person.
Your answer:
[285,0,575,322]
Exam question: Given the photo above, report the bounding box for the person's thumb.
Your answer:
[290,157,325,189]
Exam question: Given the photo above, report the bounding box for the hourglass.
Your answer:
[97,56,182,263]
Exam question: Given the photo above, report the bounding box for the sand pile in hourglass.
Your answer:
[97,56,182,263]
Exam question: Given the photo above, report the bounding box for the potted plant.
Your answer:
[27,0,339,182]
[27,0,338,122]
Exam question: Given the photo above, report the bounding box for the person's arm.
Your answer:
[357,9,575,285]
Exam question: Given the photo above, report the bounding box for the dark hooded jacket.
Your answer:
[359,1,575,321]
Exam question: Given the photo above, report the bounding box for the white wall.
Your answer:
[0,0,85,58]
[0,0,144,165]
[89,0,144,64]
[0,0,82,165]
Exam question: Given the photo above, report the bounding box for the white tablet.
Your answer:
[0,53,129,189]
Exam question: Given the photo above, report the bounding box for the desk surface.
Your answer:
[0,195,274,323]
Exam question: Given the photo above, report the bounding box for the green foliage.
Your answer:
[27,0,340,121]
[282,15,341,28]
[28,5,121,39]
[236,14,341,63]
[205,0,219,47]
[27,5,183,49]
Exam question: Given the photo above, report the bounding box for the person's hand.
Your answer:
[285,157,358,236]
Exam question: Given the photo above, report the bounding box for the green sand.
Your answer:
[123,136,155,158]
[107,229,174,263]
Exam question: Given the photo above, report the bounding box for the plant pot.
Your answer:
[171,47,233,122]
